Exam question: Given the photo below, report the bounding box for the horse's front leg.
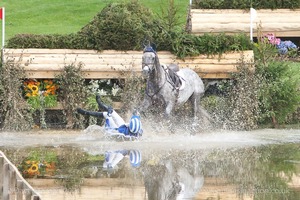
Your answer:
[165,102,175,118]
[138,95,152,116]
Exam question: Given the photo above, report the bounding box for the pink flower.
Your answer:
[263,33,281,45]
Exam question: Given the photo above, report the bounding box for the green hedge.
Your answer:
[6,1,252,58]
[6,34,83,49]
[192,0,300,9]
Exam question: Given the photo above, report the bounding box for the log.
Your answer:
[190,9,300,37]
[3,49,254,79]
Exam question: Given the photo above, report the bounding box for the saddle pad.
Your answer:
[176,70,186,90]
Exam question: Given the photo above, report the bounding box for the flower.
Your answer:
[43,79,58,96]
[23,79,59,108]
[264,33,281,45]
[263,33,298,55]
[24,80,40,97]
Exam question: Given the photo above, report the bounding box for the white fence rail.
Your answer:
[0,151,41,200]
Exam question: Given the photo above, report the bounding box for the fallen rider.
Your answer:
[77,95,143,139]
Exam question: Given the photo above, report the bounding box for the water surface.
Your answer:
[1,128,300,200]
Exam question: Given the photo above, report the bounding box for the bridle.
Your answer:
[142,48,168,98]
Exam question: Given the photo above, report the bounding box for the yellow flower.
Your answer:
[28,84,39,96]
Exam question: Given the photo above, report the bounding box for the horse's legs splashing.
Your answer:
[165,101,175,117]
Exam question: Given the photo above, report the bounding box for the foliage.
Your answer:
[85,79,121,109]
[170,32,252,58]
[263,33,299,56]
[26,148,58,163]
[6,33,83,49]
[6,1,252,57]
[83,79,123,126]
[254,30,300,127]
[78,0,160,51]
[17,148,58,177]
[22,79,59,129]
[223,57,261,130]
[23,79,59,109]
[157,0,182,33]
[2,0,189,41]
[55,64,88,129]
[0,59,34,131]
[192,0,300,9]
[257,61,300,126]
[56,147,91,191]
[120,74,145,113]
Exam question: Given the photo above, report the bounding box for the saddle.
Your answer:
[165,64,185,90]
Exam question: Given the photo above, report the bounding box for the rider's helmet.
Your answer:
[129,150,142,167]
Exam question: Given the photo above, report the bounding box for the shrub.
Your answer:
[223,57,261,130]
[6,33,83,49]
[254,30,300,127]
[192,0,300,9]
[6,1,252,57]
[78,0,159,51]
[55,64,88,129]
[257,61,300,126]
[0,59,34,131]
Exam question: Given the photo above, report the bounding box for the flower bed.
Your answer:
[23,79,59,109]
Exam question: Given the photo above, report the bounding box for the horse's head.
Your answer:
[142,46,157,77]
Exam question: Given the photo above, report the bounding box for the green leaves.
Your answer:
[193,0,300,9]
[258,61,300,125]
[171,32,252,58]
[55,64,87,129]
[6,1,252,57]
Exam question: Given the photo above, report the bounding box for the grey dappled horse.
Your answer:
[139,45,205,120]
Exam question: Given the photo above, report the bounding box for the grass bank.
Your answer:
[0,0,189,44]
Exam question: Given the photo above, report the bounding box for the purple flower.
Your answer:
[276,40,298,54]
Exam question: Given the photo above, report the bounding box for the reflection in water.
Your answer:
[0,136,300,199]
[103,149,141,169]
[143,150,204,200]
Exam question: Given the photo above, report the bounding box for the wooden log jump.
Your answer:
[189,9,300,37]
[3,48,254,79]
[0,151,41,200]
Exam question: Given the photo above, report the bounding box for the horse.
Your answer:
[139,45,205,121]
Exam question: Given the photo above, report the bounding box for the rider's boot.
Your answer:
[77,108,104,118]
[96,94,113,114]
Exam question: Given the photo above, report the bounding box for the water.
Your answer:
[1,128,300,200]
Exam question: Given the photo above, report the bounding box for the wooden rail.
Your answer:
[189,9,300,37]
[0,151,41,200]
[3,48,254,79]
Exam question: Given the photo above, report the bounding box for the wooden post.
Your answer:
[9,169,16,200]
[0,151,41,200]
[0,156,3,198]
[16,180,24,200]
[3,163,9,200]
[32,195,41,200]
[24,189,32,200]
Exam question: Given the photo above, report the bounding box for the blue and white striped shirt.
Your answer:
[116,114,143,136]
